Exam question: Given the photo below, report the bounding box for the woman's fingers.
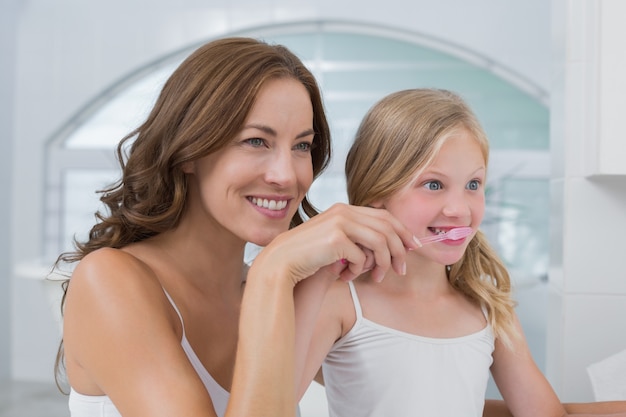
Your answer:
[258,203,419,285]
[313,204,418,282]
[329,205,416,281]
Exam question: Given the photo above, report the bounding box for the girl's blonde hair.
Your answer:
[345,88,517,346]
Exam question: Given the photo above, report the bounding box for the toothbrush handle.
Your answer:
[417,234,445,245]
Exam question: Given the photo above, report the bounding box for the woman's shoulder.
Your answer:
[84,246,150,264]
[70,246,162,299]
[77,246,154,274]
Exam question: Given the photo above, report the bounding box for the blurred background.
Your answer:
[1,0,625,415]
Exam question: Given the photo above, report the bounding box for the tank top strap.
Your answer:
[347,281,364,319]
[161,287,230,416]
[162,288,186,337]
[480,304,489,321]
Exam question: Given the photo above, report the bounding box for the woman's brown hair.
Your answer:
[54,37,331,388]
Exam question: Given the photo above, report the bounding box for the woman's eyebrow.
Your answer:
[243,123,277,136]
[296,128,316,139]
[243,123,315,139]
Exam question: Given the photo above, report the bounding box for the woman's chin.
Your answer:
[246,232,280,248]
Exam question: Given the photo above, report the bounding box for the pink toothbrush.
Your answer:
[418,227,473,245]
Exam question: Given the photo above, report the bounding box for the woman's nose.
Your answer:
[264,148,297,187]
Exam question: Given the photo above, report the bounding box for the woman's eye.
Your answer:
[466,179,481,190]
[293,142,312,152]
[244,137,266,147]
[423,181,442,191]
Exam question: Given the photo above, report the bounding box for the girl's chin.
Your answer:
[434,254,465,267]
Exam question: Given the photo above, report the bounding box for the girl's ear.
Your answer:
[368,200,385,209]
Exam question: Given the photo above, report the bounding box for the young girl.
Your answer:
[294,88,626,417]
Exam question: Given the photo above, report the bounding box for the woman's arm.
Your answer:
[293,267,339,394]
[295,279,355,400]
[63,249,220,417]
[484,399,626,416]
[563,402,626,415]
[228,262,300,416]
[232,203,420,414]
[483,399,513,417]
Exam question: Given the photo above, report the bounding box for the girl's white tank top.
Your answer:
[322,281,495,417]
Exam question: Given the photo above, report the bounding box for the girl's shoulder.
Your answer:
[326,279,354,302]
[323,280,359,338]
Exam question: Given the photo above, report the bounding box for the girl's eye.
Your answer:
[293,142,312,152]
[466,179,481,190]
[423,181,442,191]
[244,137,266,147]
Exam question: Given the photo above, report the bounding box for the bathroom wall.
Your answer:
[547,0,626,401]
[0,0,18,381]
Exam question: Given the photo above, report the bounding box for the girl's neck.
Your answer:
[373,256,450,296]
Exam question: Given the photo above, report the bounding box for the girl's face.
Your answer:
[185,77,315,246]
[382,129,486,267]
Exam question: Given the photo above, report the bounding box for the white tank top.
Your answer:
[322,281,494,417]
[68,289,229,417]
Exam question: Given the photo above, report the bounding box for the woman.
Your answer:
[55,37,417,417]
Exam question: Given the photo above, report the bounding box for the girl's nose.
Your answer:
[442,191,471,218]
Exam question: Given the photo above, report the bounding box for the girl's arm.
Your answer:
[490,313,626,417]
[489,311,567,417]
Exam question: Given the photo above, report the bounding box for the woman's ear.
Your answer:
[181,160,195,174]
[368,200,385,209]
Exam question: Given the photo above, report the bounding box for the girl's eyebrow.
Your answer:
[420,165,486,178]
[243,123,316,139]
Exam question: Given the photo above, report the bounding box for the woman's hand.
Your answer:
[252,203,420,286]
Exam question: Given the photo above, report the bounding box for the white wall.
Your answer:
[547,0,626,401]
[0,0,19,382]
[9,0,622,404]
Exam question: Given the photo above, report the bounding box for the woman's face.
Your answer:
[186,77,315,246]
[383,129,486,267]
